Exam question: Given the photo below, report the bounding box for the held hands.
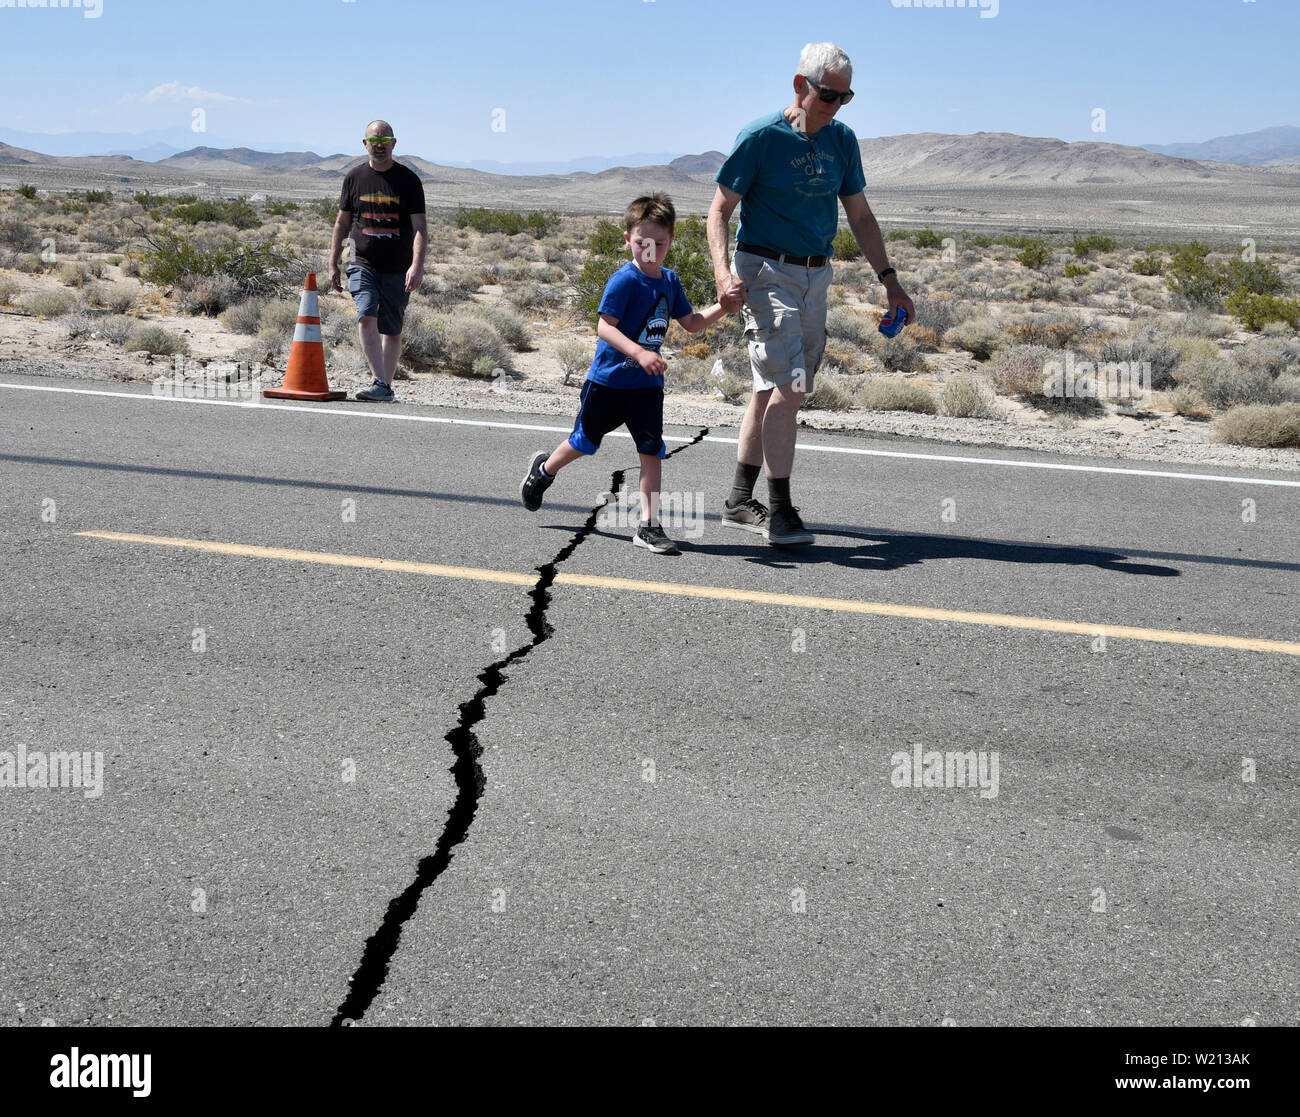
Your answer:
[716,274,746,312]
[634,347,667,376]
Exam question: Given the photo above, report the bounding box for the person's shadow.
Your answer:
[656,522,1181,577]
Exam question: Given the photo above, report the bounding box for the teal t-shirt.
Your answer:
[716,111,867,258]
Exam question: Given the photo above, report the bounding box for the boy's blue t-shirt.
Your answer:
[587,262,693,389]
[715,110,867,259]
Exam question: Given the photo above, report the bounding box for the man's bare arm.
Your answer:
[707,185,745,303]
[328,210,353,292]
[406,214,428,292]
[841,191,915,322]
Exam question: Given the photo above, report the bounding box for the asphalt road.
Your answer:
[1,374,1296,1027]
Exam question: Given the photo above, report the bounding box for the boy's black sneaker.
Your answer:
[520,451,553,511]
[766,506,814,546]
[721,496,769,536]
[633,521,681,555]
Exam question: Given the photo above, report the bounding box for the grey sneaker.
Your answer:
[721,496,769,536]
[357,378,395,402]
[520,451,554,511]
[633,520,681,555]
[766,505,814,546]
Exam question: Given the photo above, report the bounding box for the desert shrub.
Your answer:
[256,300,301,340]
[939,375,997,418]
[1238,337,1300,379]
[913,229,944,249]
[662,215,715,311]
[56,260,101,287]
[266,200,299,216]
[1063,263,1091,279]
[555,339,592,386]
[1016,239,1051,270]
[16,184,38,199]
[945,316,1001,360]
[1132,254,1165,276]
[453,207,559,238]
[1213,403,1300,447]
[140,229,300,297]
[0,218,41,253]
[399,310,444,371]
[825,307,876,346]
[434,311,512,375]
[805,370,856,411]
[1222,256,1287,296]
[1225,289,1300,332]
[1167,384,1211,418]
[908,325,941,352]
[832,228,861,260]
[1177,310,1235,338]
[1071,233,1116,258]
[85,280,136,313]
[441,265,490,299]
[1167,335,1220,363]
[1270,374,1300,403]
[59,312,94,339]
[875,331,926,374]
[1004,313,1091,349]
[1174,354,1275,408]
[1098,335,1180,390]
[1166,243,1222,307]
[471,304,532,351]
[506,282,566,312]
[21,288,77,317]
[124,325,190,356]
[910,291,958,337]
[855,376,937,414]
[94,315,136,344]
[0,274,21,304]
[180,272,243,315]
[990,344,1056,398]
[170,198,261,229]
[219,297,266,335]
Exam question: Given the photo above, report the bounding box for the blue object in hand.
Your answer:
[878,305,909,338]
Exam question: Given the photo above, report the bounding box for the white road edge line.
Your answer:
[3,380,1298,488]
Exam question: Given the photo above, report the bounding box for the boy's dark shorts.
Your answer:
[346,263,409,335]
[567,381,666,458]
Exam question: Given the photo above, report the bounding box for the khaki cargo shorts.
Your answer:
[733,248,833,395]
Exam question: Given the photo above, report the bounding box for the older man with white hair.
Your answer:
[708,42,914,545]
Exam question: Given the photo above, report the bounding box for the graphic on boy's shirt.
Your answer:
[621,293,671,368]
[358,191,401,238]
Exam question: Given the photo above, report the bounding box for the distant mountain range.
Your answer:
[1140,126,1300,166]
[4,130,1298,197]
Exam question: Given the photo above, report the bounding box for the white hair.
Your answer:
[798,42,852,83]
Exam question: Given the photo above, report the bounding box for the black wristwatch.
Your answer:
[877,267,897,283]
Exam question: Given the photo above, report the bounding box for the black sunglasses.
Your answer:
[805,77,854,106]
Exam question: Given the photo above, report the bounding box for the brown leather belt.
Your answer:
[737,241,828,268]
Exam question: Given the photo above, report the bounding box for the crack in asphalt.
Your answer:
[330,427,709,1025]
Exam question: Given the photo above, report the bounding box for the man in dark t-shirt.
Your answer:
[328,119,427,403]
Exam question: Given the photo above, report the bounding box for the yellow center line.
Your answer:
[76,530,1300,657]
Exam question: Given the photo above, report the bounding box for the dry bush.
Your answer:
[20,288,77,318]
[434,311,512,376]
[939,375,997,418]
[1174,354,1277,408]
[93,314,136,344]
[1167,384,1211,418]
[219,298,266,336]
[945,316,1001,361]
[826,307,876,347]
[505,282,567,312]
[990,344,1055,398]
[466,304,532,351]
[399,309,444,371]
[85,280,136,313]
[256,300,301,340]
[805,370,856,411]
[855,375,937,414]
[0,274,20,305]
[56,260,101,288]
[124,324,190,356]
[1213,403,1300,447]
[554,339,592,386]
[181,273,243,315]
[1003,312,1091,349]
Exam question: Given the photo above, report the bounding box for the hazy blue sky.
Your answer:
[2,0,1296,160]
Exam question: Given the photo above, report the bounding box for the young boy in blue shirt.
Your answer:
[520,193,739,554]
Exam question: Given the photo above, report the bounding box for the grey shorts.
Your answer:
[346,263,409,335]
[733,249,832,394]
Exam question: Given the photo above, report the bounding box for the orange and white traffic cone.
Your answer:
[262,273,346,401]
